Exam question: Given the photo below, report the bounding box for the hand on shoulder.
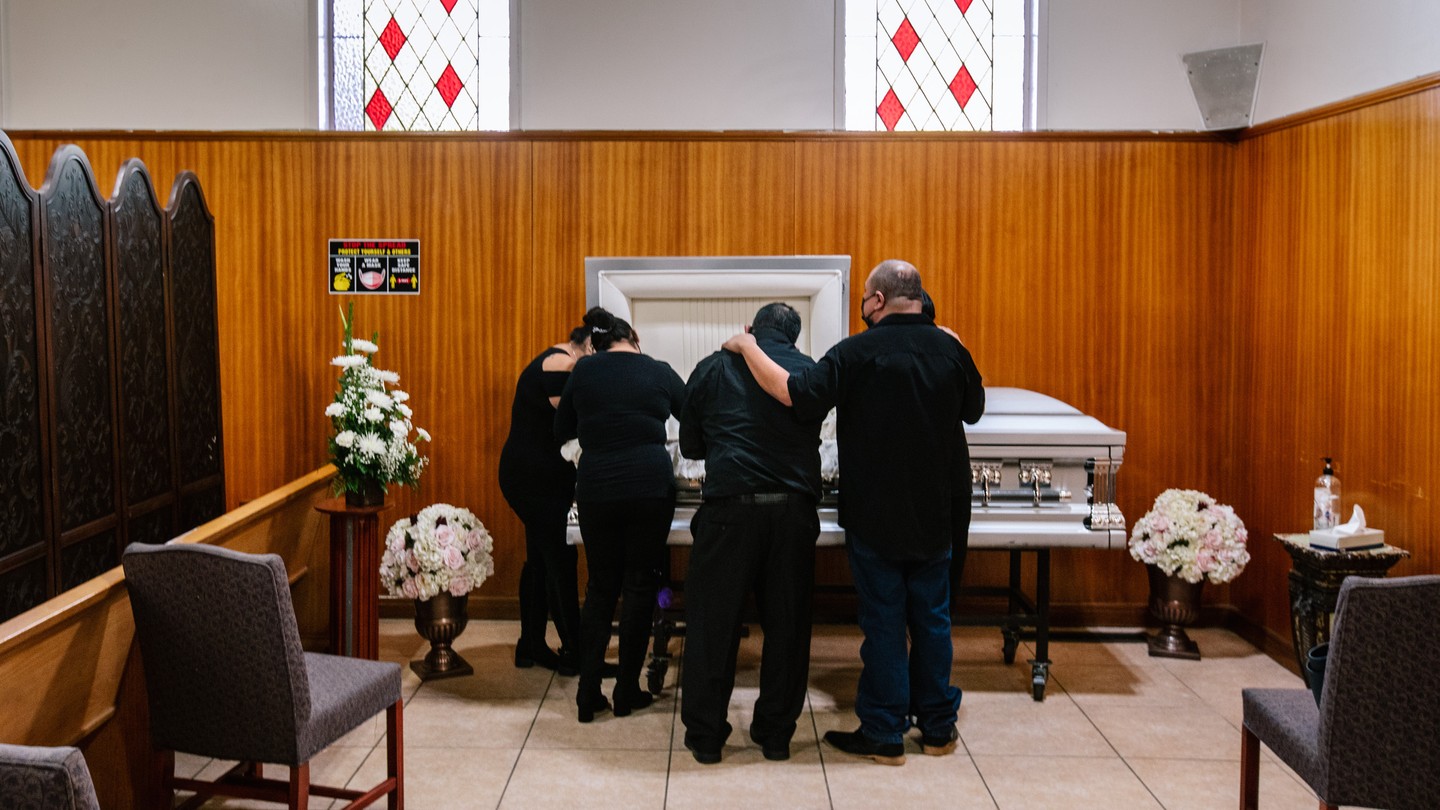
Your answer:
[722,332,757,354]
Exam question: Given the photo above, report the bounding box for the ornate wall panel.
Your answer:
[59,530,116,591]
[0,559,48,620]
[178,487,225,532]
[112,161,173,509]
[40,148,116,534]
[0,135,46,571]
[124,507,173,547]
[168,174,223,502]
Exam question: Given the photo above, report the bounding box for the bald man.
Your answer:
[722,259,984,765]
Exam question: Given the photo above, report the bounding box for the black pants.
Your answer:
[681,494,819,749]
[507,493,581,656]
[576,495,675,701]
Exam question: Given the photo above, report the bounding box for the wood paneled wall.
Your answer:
[7,130,1235,616]
[1228,84,1440,650]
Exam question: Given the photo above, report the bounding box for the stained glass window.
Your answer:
[325,0,510,131]
[845,0,1035,132]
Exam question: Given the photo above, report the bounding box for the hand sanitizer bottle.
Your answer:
[1313,458,1341,530]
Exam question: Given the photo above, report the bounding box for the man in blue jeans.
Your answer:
[723,259,984,764]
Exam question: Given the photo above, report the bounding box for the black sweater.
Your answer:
[554,351,686,503]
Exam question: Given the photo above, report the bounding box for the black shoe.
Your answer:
[823,729,905,766]
[612,686,655,717]
[515,643,561,671]
[684,738,722,765]
[577,693,611,724]
[748,729,790,761]
[919,726,959,756]
[556,649,580,677]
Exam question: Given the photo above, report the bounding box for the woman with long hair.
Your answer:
[554,307,685,722]
[498,311,602,673]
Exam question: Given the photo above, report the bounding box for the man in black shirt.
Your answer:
[679,302,824,765]
[723,261,984,766]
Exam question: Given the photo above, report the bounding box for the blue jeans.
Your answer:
[847,536,961,744]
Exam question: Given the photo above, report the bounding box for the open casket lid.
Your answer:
[965,388,1127,449]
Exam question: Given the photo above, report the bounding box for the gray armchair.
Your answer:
[1240,574,1440,810]
[123,542,404,809]
[0,744,101,810]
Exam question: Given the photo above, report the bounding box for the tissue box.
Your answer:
[1308,527,1385,552]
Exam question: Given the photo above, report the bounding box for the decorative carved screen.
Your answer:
[0,136,224,621]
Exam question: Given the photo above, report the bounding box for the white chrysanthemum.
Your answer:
[324,402,345,417]
[376,369,399,384]
[350,338,379,354]
[397,403,413,418]
[363,407,384,422]
[334,430,357,448]
[415,427,431,442]
[356,434,386,457]
[331,355,367,368]
[365,390,393,410]
[390,420,408,437]
[391,390,410,403]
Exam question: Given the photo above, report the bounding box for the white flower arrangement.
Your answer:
[1129,489,1250,584]
[327,303,429,499]
[380,504,495,600]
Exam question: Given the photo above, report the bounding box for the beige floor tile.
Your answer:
[352,745,516,810]
[1161,656,1306,727]
[667,748,830,809]
[1129,756,1320,810]
[975,754,1163,809]
[402,696,540,748]
[524,679,677,750]
[1084,703,1242,760]
[957,693,1116,757]
[1023,636,1160,668]
[173,751,211,779]
[1051,663,1204,708]
[498,748,669,810]
[953,661,1062,699]
[824,747,997,810]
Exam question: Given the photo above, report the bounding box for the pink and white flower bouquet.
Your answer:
[1129,489,1250,584]
[380,504,495,600]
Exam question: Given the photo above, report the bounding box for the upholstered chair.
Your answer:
[123,542,404,809]
[1240,574,1440,810]
[0,744,101,810]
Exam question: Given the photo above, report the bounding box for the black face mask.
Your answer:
[861,311,876,329]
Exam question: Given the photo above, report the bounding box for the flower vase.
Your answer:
[1146,564,1203,660]
[410,591,473,680]
[345,479,385,508]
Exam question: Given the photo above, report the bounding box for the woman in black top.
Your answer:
[498,316,596,672]
[555,309,685,722]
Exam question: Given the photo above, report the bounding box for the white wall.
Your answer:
[1041,0,1242,130]
[0,0,315,130]
[1,0,1438,131]
[1241,0,1440,123]
[519,0,836,130]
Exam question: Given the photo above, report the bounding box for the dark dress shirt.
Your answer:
[554,351,686,503]
[679,326,823,501]
[786,313,984,559]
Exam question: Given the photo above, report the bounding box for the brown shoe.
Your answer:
[920,726,958,756]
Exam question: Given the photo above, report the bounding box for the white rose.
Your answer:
[324,402,345,417]
[335,430,356,448]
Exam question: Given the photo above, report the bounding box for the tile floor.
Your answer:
[179,619,1341,809]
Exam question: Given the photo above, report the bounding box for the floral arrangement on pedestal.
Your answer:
[1129,488,1250,584]
[326,303,429,504]
[379,504,495,600]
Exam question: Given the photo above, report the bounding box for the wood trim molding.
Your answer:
[1241,71,1440,139]
[1,128,1227,144]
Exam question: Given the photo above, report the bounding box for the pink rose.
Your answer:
[443,546,464,570]
[435,525,456,548]
[448,576,471,596]
[401,578,418,599]
[406,550,419,572]
[465,531,481,551]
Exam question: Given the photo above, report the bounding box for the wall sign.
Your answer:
[329,239,420,295]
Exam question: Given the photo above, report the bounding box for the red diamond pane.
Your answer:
[956,0,974,13]
[365,89,394,130]
[878,88,905,131]
[436,64,464,108]
[950,65,977,109]
[439,0,458,12]
[379,17,407,61]
[892,18,919,62]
